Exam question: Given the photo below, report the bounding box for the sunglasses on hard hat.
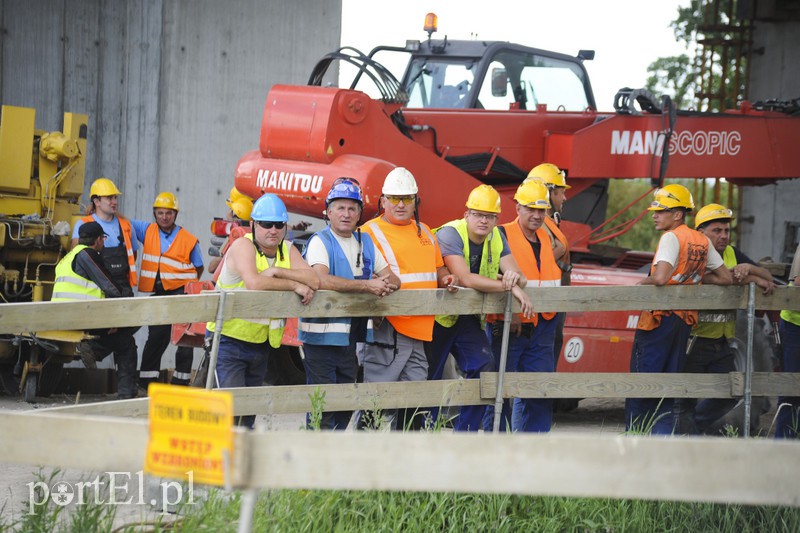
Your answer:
[256,221,286,230]
[384,195,416,205]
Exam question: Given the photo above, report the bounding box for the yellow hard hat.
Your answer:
[230,197,253,221]
[465,184,501,214]
[526,163,570,189]
[226,186,249,208]
[694,203,734,229]
[153,192,179,211]
[514,180,551,209]
[90,177,122,198]
[648,184,695,211]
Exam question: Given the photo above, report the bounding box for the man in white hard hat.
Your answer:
[359,167,458,430]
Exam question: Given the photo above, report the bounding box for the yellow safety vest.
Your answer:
[693,245,738,338]
[434,219,502,328]
[206,235,291,347]
[51,245,104,301]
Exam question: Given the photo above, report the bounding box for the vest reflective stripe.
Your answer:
[139,225,199,292]
[694,245,737,338]
[206,236,290,347]
[82,215,137,287]
[435,219,503,328]
[637,225,709,331]
[497,218,561,325]
[362,217,440,341]
[51,245,104,302]
[299,226,376,346]
[399,272,438,284]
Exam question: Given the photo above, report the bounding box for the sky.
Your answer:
[341,0,690,111]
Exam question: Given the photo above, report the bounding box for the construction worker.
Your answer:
[131,192,204,389]
[359,167,457,430]
[675,203,775,435]
[299,177,400,430]
[54,222,138,399]
[71,177,140,387]
[208,186,253,277]
[484,180,561,432]
[425,184,532,431]
[206,193,319,428]
[625,185,732,435]
[775,241,800,439]
[525,163,573,382]
[71,177,138,292]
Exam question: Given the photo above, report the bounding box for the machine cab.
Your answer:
[400,40,596,112]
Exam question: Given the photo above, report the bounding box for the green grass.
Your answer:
[10,483,800,533]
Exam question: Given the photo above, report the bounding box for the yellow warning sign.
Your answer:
[145,384,233,486]
[326,145,333,156]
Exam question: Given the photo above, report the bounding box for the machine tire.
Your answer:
[37,358,64,398]
[23,373,37,403]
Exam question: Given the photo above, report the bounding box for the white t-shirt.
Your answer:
[653,231,724,271]
[305,230,388,278]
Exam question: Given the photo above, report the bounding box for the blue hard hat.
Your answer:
[251,193,289,222]
[325,177,363,206]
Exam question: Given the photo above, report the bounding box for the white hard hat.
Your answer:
[382,167,419,195]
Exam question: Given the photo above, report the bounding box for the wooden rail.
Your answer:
[3,283,800,510]
[1,285,796,334]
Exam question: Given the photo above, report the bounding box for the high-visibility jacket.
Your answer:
[51,245,103,301]
[206,235,290,347]
[138,224,199,292]
[637,224,709,331]
[361,216,442,342]
[544,216,571,286]
[497,218,561,326]
[693,245,737,338]
[299,226,376,346]
[81,214,137,287]
[434,218,503,328]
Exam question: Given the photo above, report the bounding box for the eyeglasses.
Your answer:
[256,221,286,230]
[467,211,498,221]
[385,195,416,205]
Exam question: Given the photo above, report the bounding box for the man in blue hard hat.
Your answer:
[299,177,400,430]
[206,193,319,428]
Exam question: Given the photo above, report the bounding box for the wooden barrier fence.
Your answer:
[1,284,800,512]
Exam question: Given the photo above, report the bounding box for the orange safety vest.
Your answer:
[544,216,571,286]
[82,214,137,287]
[492,218,562,326]
[361,216,443,341]
[139,224,199,292]
[637,224,709,331]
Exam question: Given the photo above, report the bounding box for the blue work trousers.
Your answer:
[775,319,800,439]
[303,341,359,431]
[625,313,691,435]
[483,316,556,433]
[424,315,495,431]
[215,334,270,429]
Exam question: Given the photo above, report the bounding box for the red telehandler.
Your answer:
[221,15,800,379]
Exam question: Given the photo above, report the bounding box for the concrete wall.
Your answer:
[739,18,800,263]
[0,0,342,264]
